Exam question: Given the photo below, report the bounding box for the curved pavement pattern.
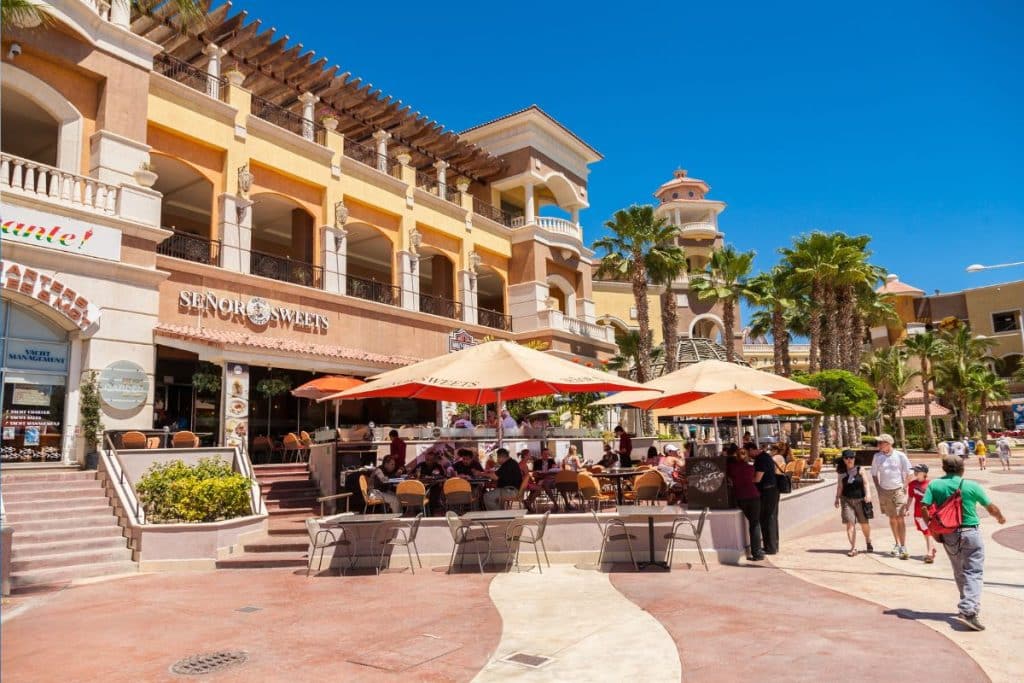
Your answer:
[473,565,681,681]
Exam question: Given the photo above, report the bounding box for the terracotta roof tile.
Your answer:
[898,402,951,418]
[154,323,419,368]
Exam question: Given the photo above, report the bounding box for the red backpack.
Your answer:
[926,479,964,536]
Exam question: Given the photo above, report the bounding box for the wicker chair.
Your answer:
[120,431,147,449]
[396,479,428,516]
[501,474,532,511]
[359,475,389,514]
[305,517,355,576]
[376,514,424,574]
[591,510,638,570]
[443,477,473,514]
[553,470,581,512]
[445,511,490,574]
[623,470,665,505]
[171,430,199,448]
[505,511,551,573]
[145,436,162,449]
[282,433,308,463]
[578,472,614,512]
[663,507,710,571]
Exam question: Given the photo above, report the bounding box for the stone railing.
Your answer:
[679,221,718,239]
[510,215,583,240]
[1,153,119,215]
[742,343,811,354]
[562,314,614,342]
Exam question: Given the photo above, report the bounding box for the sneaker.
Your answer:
[957,613,985,631]
[899,546,910,560]
[866,542,874,553]
[891,544,900,557]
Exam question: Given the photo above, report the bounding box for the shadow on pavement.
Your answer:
[883,608,969,630]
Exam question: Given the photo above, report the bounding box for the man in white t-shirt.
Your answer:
[499,409,518,430]
[951,439,966,457]
[871,433,913,559]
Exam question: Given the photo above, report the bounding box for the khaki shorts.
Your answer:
[841,497,867,524]
[877,486,908,517]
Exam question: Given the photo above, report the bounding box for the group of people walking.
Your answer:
[833,433,1007,631]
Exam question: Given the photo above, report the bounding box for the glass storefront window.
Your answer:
[1,301,70,464]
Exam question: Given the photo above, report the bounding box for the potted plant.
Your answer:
[133,162,158,188]
[191,363,222,397]
[80,370,104,469]
[256,376,292,438]
[319,114,339,131]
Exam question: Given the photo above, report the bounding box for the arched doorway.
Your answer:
[250,193,318,287]
[345,221,396,304]
[0,300,71,464]
[546,274,576,318]
[476,266,508,330]
[689,314,725,345]
[152,154,216,264]
[418,249,458,319]
[1,65,83,172]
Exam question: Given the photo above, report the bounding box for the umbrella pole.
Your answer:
[496,389,503,449]
[713,417,721,455]
[334,400,340,430]
[753,416,760,448]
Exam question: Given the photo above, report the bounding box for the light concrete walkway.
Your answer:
[775,467,1024,683]
[473,565,681,682]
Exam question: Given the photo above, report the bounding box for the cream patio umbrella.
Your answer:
[318,340,655,445]
[590,359,821,410]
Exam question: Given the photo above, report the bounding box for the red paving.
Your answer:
[992,523,1024,553]
[610,566,989,683]
[1,568,500,682]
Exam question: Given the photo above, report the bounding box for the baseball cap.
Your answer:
[876,433,895,445]
[913,463,929,473]
[664,444,679,453]
[841,449,856,459]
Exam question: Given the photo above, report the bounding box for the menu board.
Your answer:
[223,364,249,451]
[11,384,52,407]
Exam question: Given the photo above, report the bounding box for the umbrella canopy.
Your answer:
[291,376,366,400]
[319,340,651,404]
[658,388,820,419]
[590,359,821,410]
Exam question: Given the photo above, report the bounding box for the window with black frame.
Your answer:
[992,311,1020,334]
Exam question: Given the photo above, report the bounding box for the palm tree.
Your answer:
[903,331,942,450]
[2,0,205,27]
[690,245,756,363]
[748,267,793,375]
[647,242,687,374]
[861,347,916,447]
[934,325,996,437]
[606,330,663,373]
[593,205,677,387]
[966,367,1008,436]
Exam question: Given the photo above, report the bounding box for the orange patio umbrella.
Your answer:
[656,388,821,419]
[292,376,366,429]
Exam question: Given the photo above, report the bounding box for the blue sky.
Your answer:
[238,0,1022,295]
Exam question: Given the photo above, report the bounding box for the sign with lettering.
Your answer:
[178,290,329,331]
[1,204,121,261]
[1,260,101,332]
[224,363,249,452]
[5,341,68,373]
[98,360,150,411]
[1013,400,1024,430]
[448,328,477,353]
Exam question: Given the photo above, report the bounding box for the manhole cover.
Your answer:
[171,650,248,676]
[235,606,261,613]
[502,652,552,669]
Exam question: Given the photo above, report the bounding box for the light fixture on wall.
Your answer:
[468,250,482,274]
[334,200,348,227]
[6,43,23,59]
[237,163,254,195]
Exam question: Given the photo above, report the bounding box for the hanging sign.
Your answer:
[98,360,150,411]
[2,204,121,261]
[448,328,477,353]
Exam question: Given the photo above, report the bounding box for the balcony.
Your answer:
[679,221,718,239]
[511,215,582,242]
[536,309,615,343]
[250,251,323,289]
[251,95,326,146]
[346,275,401,307]
[472,196,517,227]
[415,170,461,206]
[153,53,228,102]
[1,152,119,215]
[419,293,462,320]
[157,230,220,266]
[477,307,512,332]
[343,139,402,179]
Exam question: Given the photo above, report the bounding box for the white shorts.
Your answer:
[914,517,930,535]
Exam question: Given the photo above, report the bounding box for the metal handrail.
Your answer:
[230,445,261,515]
[157,229,221,265]
[343,138,402,178]
[419,292,461,319]
[104,433,145,524]
[251,94,326,145]
[472,196,517,227]
[250,249,323,289]
[153,52,229,102]
[477,307,512,331]
[346,274,401,306]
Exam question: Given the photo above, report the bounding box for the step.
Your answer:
[252,464,310,472]
[1,470,95,484]
[4,493,109,511]
[242,539,309,553]
[254,474,313,486]
[10,560,138,592]
[265,498,318,510]
[262,488,319,500]
[216,552,308,569]
[5,513,117,532]
[4,503,114,523]
[14,525,124,545]
[258,478,316,490]
[11,546,133,572]
[0,480,102,495]
[13,535,129,559]
[267,507,317,518]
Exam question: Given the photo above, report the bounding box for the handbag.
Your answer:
[774,462,793,494]
[862,500,875,520]
[927,478,964,537]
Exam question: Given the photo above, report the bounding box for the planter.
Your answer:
[133,168,158,188]
[321,117,339,131]
[84,451,99,470]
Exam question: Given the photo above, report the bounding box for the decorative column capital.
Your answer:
[298,92,320,106]
[203,43,227,58]
[334,200,348,228]
[393,146,412,165]
[408,226,422,254]
[373,129,392,144]
[433,159,450,172]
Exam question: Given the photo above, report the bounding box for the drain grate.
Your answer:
[235,606,261,613]
[502,652,552,669]
[171,650,248,676]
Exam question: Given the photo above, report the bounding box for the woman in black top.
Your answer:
[750,443,780,555]
[835,449,874,556]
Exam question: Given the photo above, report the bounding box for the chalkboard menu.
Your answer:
[685,456,733,510]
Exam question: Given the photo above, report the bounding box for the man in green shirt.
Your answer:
[921,455,1006,632]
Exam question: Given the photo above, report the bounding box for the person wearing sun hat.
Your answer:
[835,449,874,556]
[870,433,913,559]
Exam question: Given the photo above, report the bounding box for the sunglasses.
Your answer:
[843,456,855,459]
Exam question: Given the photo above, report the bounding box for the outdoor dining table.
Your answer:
[593,468,640,505]
[615,505,686,570]
[461,509,527,568]
[321,512,402,562]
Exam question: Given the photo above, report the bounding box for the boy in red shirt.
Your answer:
[906,463,937,563]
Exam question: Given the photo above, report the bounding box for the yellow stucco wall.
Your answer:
[964,281,1024,359]
[592,284,664,345]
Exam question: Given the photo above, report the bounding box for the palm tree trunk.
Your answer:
[632,256,652,384]
[771,303,785,375]
[722,300,735,363]
[821,287,838,370]
[897,408,907,449]
[920,364,936,450]
[661,288,679,373]
[808,280,822,372]
[781,336,792,377]
[810,415,822,462]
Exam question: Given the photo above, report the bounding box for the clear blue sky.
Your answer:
[238,0,1022,295]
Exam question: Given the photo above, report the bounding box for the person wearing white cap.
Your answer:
[870,433,913,559]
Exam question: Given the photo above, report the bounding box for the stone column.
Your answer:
[434,160,449,197]
[219,193,252,274]
[570,207,580,226]
[203,43,227,100]
[397,251,419,311]
[459,270,477,325]
[110,0,130,27]
[322,225,347,295]
[524,182,535,224]
[373,130,392,174]
[299,92,319,141]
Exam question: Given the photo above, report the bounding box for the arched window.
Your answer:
[250,193,318,287]
[345,222,396,305]
[152,155,216,264]
[1,65,83,172]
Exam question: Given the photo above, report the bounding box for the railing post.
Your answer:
[373,130,391,174]
[109,0,130,27]
[203,43,227,100]
[299,92,319,141]
[434,160,449,198]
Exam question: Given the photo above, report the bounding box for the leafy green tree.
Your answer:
[934,325,996,436]
[795,369,877,460]
[902,331,942,449]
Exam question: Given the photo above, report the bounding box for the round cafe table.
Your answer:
[593,469,639,506]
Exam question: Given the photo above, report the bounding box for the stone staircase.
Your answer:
[215,463,318,569]
[1,468,136,592]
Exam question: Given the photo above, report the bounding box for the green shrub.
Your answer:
[136,457,252,523]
